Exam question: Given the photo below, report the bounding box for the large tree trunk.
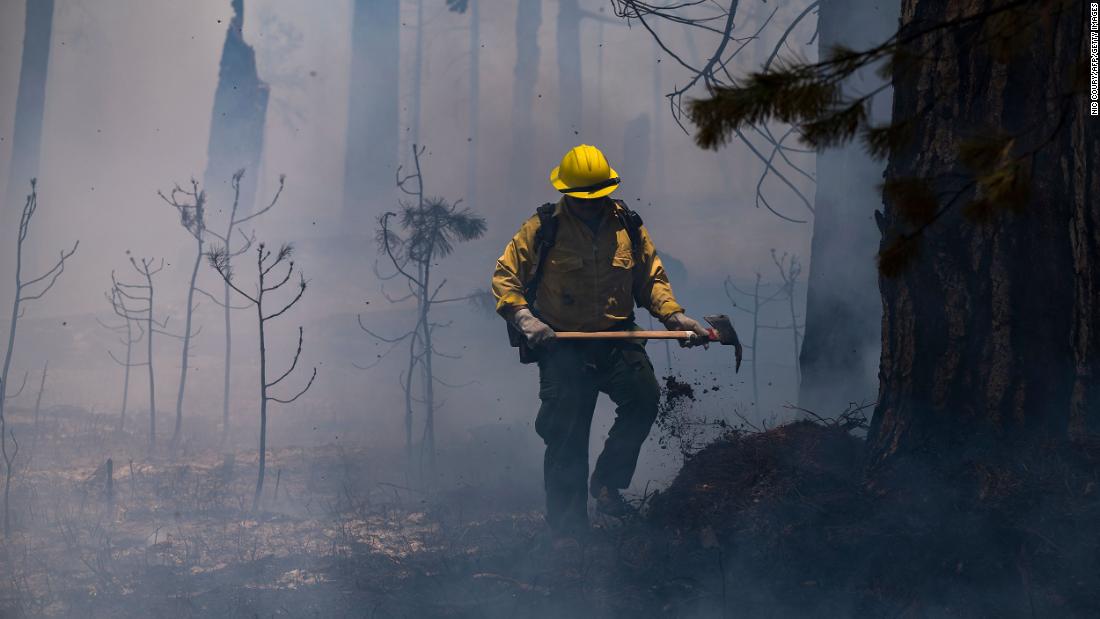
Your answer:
[868,0,1099,467]
[203,0,269,218]
[507,0,542,199]
[467,0,479,209]
[4,0,54,217]
[342,0,399,229]
[556,0,582,146]
[797,0,896,416]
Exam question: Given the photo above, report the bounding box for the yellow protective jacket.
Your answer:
[492,199,685,332]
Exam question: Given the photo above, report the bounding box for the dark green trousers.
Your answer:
[535,338,660,531]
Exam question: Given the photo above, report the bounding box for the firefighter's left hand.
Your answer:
[663,312,710,348]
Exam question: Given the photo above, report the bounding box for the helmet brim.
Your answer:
[550,165,620,199]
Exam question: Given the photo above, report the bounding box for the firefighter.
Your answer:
[492,144,708,534]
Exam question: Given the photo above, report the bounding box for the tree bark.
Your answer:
[4,0,53,221]
[868,0,1099,467]
[343,0,400,228]
[797,0,896,416]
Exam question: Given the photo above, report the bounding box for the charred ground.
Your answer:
[3,377,1099,618]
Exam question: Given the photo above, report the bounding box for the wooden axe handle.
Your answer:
[555,330,696,340]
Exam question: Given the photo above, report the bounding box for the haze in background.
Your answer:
[0,0,822,490]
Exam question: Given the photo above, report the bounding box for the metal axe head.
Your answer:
[704,314,743,373]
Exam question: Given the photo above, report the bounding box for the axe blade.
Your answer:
[704,314,744,373]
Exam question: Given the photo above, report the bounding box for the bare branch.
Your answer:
[194,286,253,310]
[268,367,316,405]
[107,350,149,367]
[4,371,29,400]
[267,327,305,387]
[235,173,285,226]
[263,274,307,322]
[357,315,417,344]
[20,241,79,301]
[262,261,295,292]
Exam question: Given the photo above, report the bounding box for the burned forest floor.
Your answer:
[2,392,1100,618]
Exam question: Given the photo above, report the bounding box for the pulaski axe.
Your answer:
[553,314,743,372]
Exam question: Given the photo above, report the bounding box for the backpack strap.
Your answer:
[612,199,644,264]
[524,203,560,304]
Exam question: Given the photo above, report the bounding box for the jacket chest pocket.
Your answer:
[546,251,584,274]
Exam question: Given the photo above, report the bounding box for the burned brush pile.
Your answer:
[634,421,1100,617]
[643,421,870,614]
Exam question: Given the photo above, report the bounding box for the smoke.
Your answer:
[0,0,819,460]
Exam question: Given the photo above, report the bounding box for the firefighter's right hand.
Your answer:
[512,308,556,347]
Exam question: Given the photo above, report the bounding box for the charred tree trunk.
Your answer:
[222,278,232,443]
[254,299,268,511]
[556,0,582,143]
[171,237,203,451]
[4,0,54,220]
[467,0,480,209]
[343,0,400,228]
[796,0,896,416]
[868,0,1099,467]
[507,0,542,198]
[623,114,651,198]
[144,270,157,451]
[203,0,269,219]
[31,361,46,455]
[410,0,424,151]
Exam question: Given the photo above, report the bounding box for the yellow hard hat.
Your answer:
[550,144,620,199]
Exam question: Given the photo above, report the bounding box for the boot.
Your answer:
[592,485,637,518]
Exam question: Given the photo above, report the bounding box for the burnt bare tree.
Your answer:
[360,144,486,476]
[4,0,54,219]
[111,256,175,452]
[724,273,790,413]
[209,242,316,511]
[198,170,283,446]
[344,0,400,227]
[29,361,47,460]
[507,0,541,199]
[1,180,78,537]
[158,180,208,451]
[445,0,480,209]
[769,250,804,386]
[100,286,147,433]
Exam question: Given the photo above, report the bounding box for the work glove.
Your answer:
[663,312,710,348]
[512,307,556,347]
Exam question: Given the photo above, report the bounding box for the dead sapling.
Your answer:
[358,144,486,478]
[208,242,316,512]
[99,286,147,434]
[111,255,182,452]
[28,360,48,465]
[195,169,284,446]
[724,271,790,414]
[158,178,214,452]
[767,250,804,386]
[0,179,79,538]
